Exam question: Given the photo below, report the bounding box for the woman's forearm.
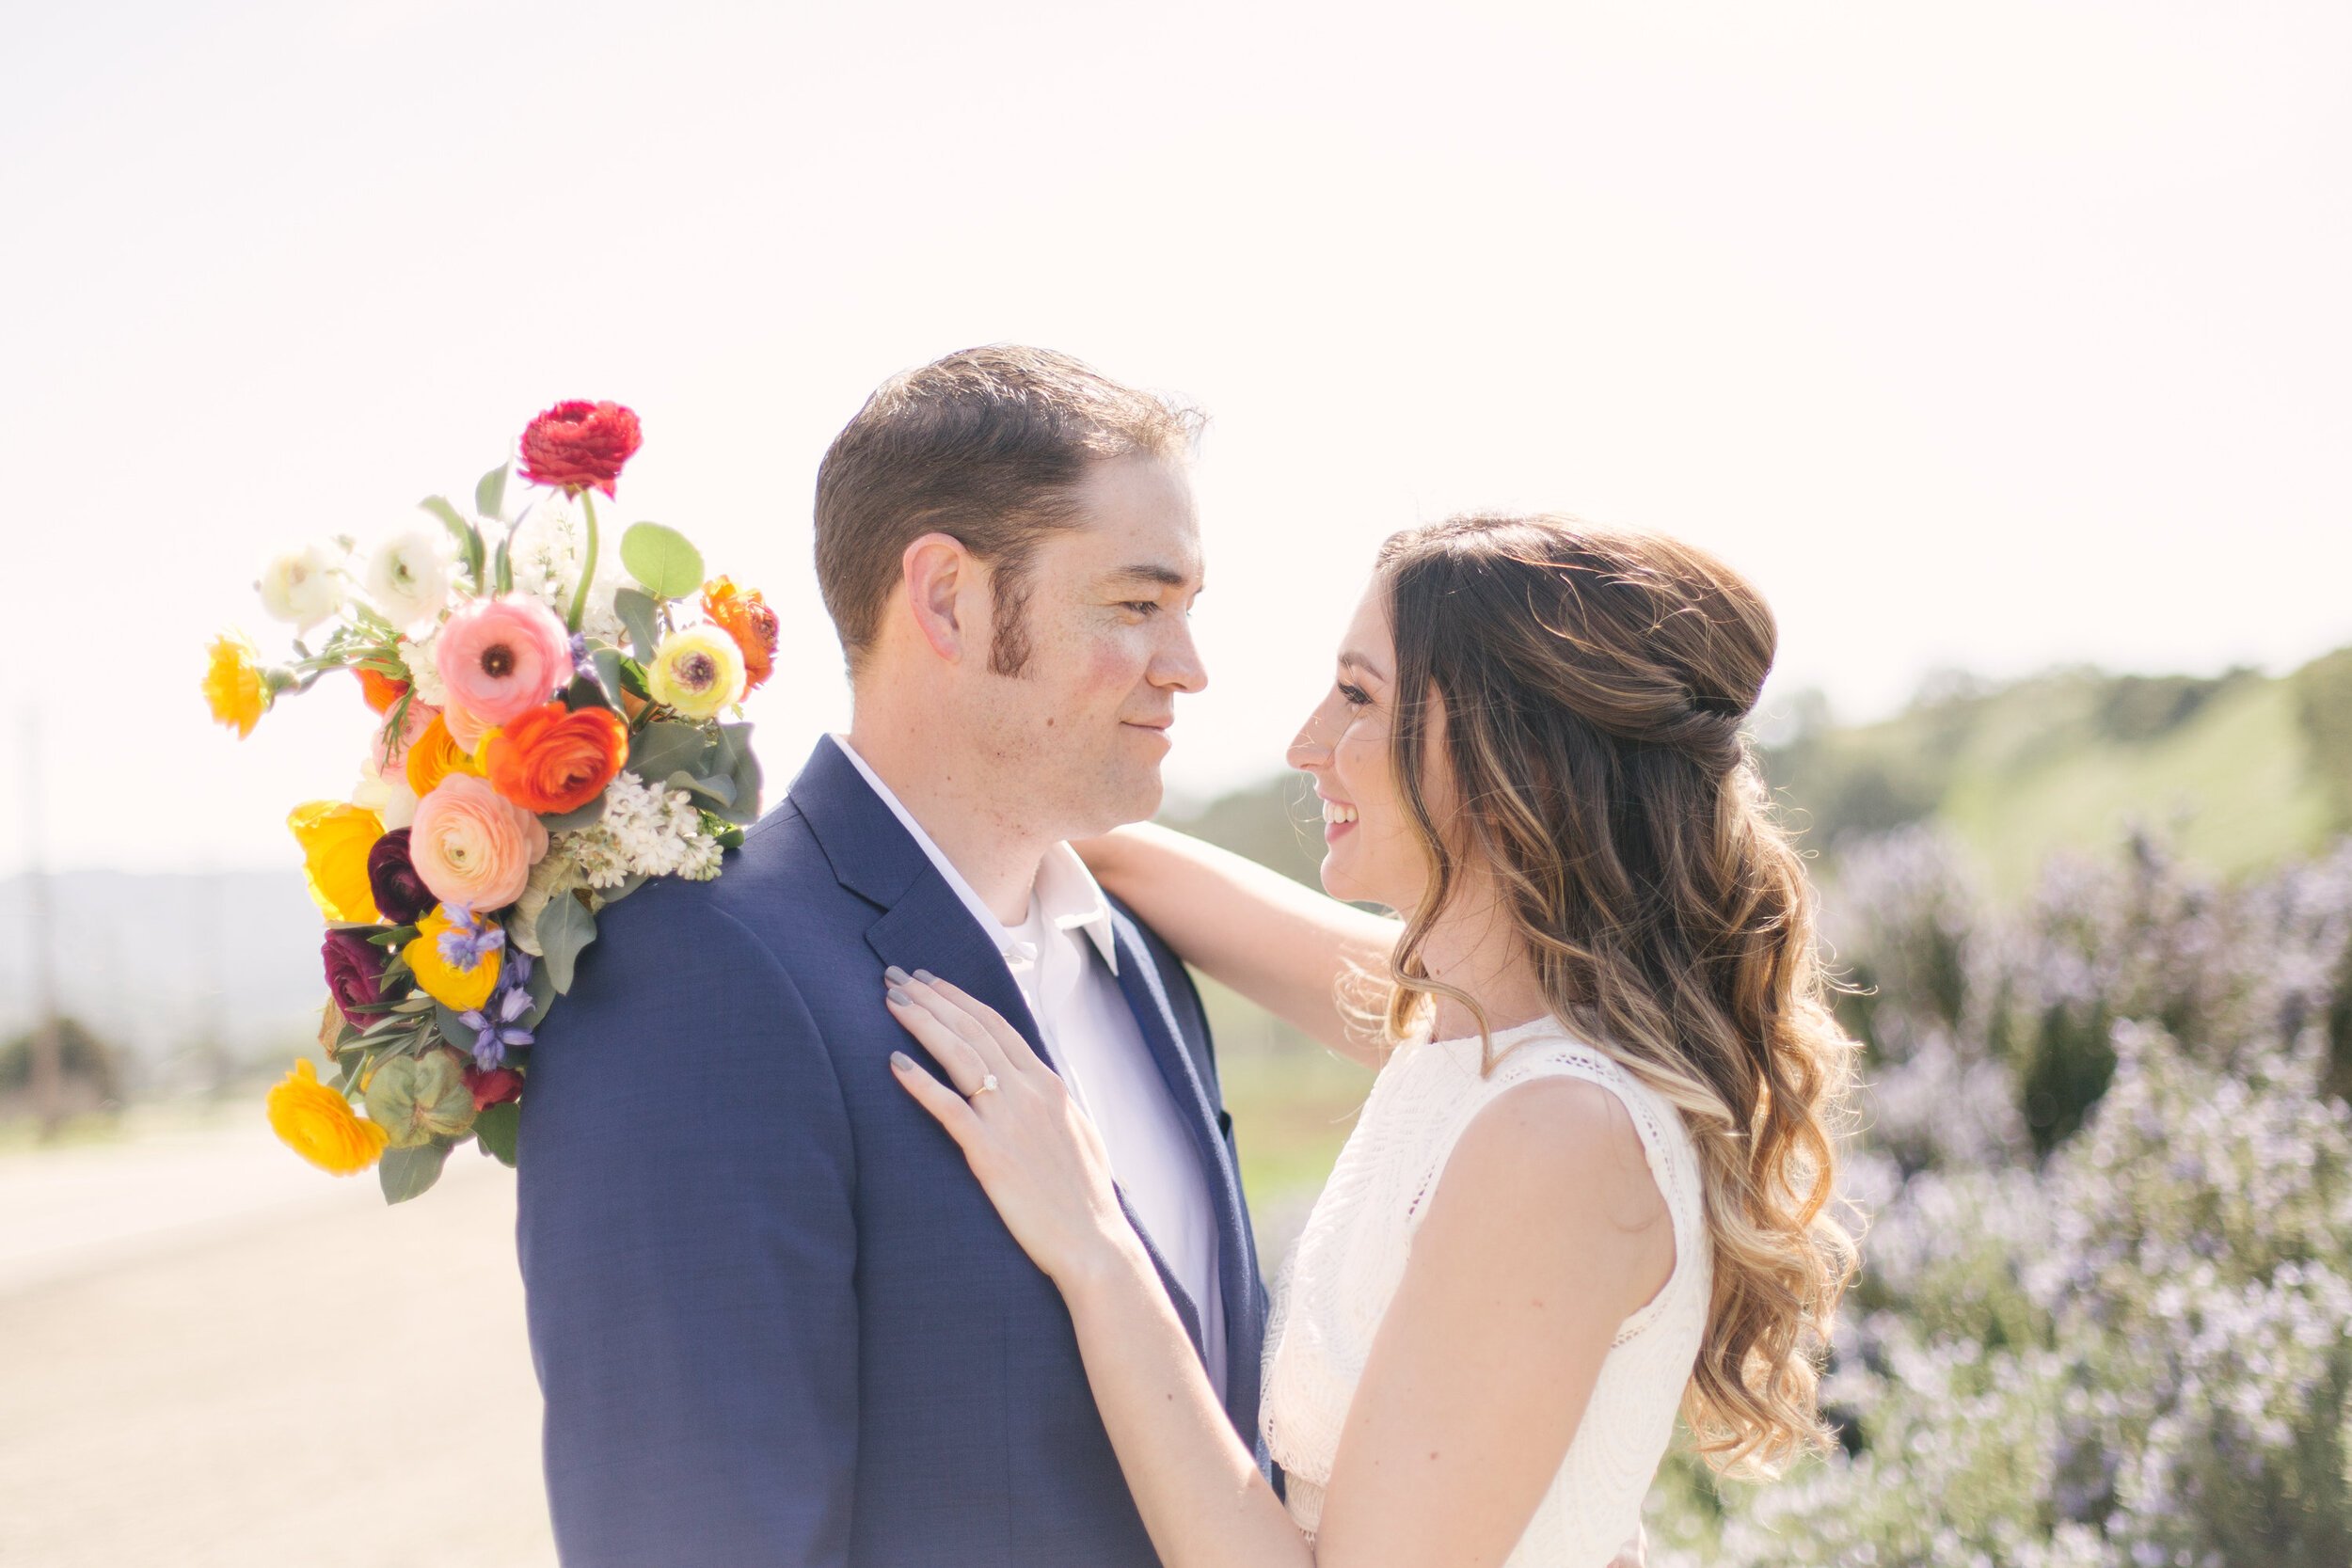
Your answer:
[1082,824,1400,1065]
[1061,1237,1317,1568]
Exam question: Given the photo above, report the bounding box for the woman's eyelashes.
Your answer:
[1338,681,1373,708]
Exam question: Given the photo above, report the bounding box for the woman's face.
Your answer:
[1286,578,1440,911]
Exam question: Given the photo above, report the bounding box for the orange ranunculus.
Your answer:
[287,800,385,924]
[358,666,408,714]
[484,702,630,815]
[701,577,779,693]
[404,712,481,798]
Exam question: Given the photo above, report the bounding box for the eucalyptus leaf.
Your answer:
[539,794,607,832]
[419,496,485,586]
[563,673,613,713]
[520,950,557,1027]
[473,1101,520,1166]
[539,892,597,995]
[378,1142,451,1204]
[628,721,710,783]
[619,522,706,600]
[612,587,662,665]
[591,648,629,707]
[599,873,649,904]
[434,1002,478,1056]
[668,769,737,807]
[475,463,509,520]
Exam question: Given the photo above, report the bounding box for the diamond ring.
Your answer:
[969,1074,1000,1099]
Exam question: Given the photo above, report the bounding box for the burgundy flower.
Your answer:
[465,1065,523,1111]
[517,400,642,498]
[367,829,437,926]
[322,928,388,1027]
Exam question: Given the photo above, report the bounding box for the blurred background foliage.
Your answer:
[1168,648,2352,1565]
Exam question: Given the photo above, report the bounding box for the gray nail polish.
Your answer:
[913,969,937,985]
[884,965,912,986]
[887,987,913,1006]
[891,1051,914,1070]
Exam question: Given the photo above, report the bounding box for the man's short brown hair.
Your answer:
[814,345,1202,676]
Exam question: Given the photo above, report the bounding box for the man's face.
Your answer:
[965,453,1207,837]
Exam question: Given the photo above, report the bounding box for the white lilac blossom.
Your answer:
[1647,830,2352,1568]
[400,624,448,707]
[506,494,627,643]
[562,771,723,891]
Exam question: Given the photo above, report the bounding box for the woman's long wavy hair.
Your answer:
[1374,514,1860,1477]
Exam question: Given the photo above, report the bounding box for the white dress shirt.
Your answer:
[834,736,1227,1398]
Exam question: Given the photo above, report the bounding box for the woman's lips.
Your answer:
[1320,795,1358,842]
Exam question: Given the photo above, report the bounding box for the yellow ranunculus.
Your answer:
[202,633,270,738]
[288,800,385,924]
[266,1058,389,1175]
[646,626,747,721]
[405,905,502,1011]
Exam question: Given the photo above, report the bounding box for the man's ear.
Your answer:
[901,533,972,663]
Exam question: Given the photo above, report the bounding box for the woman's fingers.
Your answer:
[912,971,1044,1072]
[885,988,994,1097]
[889,1049,982,1148]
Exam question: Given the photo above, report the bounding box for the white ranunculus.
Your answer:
[365,528,456,634]
[351,768,420,831]
[256,546,343,630]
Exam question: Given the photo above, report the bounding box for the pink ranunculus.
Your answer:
[441,699,494,752]
[435,594,573,727]
[408,773,548,911]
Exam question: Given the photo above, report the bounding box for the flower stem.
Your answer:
[569,492,599,633]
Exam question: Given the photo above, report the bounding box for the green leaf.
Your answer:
[628,721,710,783]
[419,496,485,588]
[591,648,629,707]
[619,522,705,600]
[668,768,737,807]
[539,794,607,832]
[711,722,764,825]
[475,463,509,520]
[539,892,597,995]
[472,1101,520,1166]
[379,1142,451,1204]
[563,673,612,713]
[519,948,557,1027]
[612,586,662,665]
[434,1002,477,1055]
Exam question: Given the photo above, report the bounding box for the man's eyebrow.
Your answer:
[1105,562,1196,590]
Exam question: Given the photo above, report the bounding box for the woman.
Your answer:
[882,514,1860,1566]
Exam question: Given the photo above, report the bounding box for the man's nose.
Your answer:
[1153,619,1208,694]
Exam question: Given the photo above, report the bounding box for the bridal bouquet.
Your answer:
[204,401,774,1201]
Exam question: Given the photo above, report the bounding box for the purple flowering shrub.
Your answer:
[1651,831,2352,1567]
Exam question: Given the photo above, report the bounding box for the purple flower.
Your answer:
[367,829,436,926]
[436,903,507,972]
[459,984,535,1069]
[322,928,388,1026]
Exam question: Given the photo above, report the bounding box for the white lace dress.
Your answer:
[1259,1016,1710,1565]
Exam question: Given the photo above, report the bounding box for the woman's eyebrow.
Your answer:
[1337,650,1389,682]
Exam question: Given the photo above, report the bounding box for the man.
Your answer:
[516,346,1266,1566]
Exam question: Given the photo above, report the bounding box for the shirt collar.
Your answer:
[829,734,1120,974]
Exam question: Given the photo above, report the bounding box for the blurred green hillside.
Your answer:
[1172,645,2352,902]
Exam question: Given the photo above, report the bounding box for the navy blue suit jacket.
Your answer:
[517,736,1269,1566]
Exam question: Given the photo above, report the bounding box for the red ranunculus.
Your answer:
[366,829,437,926]
[322,928,389,1026]
[465,1065,523,1111]
[517,400,642,498]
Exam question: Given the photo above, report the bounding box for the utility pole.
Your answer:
[23,705,63,1141]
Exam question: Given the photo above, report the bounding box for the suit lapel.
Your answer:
[1106,909,1264,1442]
[792,737,1219,1373]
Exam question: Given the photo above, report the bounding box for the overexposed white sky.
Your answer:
[5,0,2346,875]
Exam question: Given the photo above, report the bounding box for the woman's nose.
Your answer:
[1286,707,1334,772]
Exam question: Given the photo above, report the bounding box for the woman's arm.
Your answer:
[1075,822,1401,1067]
[882,972,1671,1568]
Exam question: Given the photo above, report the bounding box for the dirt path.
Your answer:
[0,1115,556,1567]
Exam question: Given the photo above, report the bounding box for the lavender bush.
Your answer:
[1651,830,2352,1566]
